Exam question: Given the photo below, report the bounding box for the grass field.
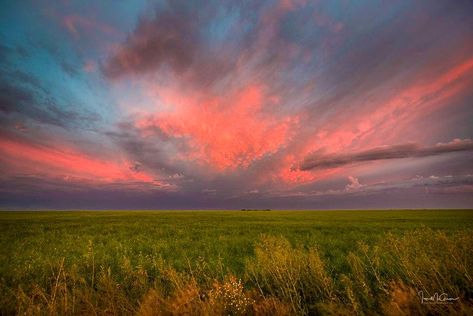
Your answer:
[1,210,472,315]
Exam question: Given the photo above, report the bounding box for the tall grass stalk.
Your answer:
[1,228,472,315]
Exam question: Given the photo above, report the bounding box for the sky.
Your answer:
[0,0,472,209]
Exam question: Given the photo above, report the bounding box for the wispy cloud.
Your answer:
[1,0,472,208]
[298,139,473,171]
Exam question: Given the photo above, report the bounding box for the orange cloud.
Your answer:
[357,56,473,141]
[136,84,298,170]
[310,56,473,153]
[276,56,473,185]
[0,137,164,188]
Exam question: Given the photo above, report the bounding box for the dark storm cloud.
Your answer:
[102,1,266,87]
[101,1,251,80]
[299,139,473,171]
[102,7,197,78]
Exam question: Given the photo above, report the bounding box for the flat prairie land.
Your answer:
[1,210,472,315]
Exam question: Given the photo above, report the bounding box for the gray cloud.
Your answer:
[101,0,297,89]
[104,121,194,180]
[299,139,473,171]
[102,6,198,78]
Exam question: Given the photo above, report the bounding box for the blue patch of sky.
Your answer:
[203,6,240,44]
[92,0,149,33]
[0,1,128,129]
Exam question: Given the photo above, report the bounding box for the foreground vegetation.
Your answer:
[0,210,472,315]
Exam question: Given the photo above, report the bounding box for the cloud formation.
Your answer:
[0,0,472,208]
[102,7,198,78]
[299,139,473,171]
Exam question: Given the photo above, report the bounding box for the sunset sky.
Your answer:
[1,0,472,209]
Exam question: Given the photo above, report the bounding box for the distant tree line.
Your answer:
[240,209,271,211]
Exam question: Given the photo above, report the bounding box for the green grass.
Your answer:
[1,209,472,315]
[2,210,472,275]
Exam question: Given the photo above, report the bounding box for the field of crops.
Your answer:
[1,210,472,315]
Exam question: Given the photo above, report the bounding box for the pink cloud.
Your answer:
[136,84,299,170]
[304,55,473,155]
[0,136,167,189]
[270,55,473,186]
